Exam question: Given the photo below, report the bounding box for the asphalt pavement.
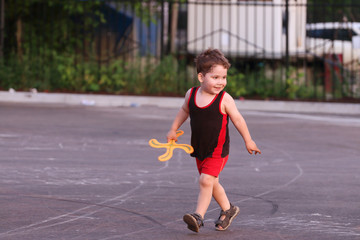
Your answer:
[0,99,360,240]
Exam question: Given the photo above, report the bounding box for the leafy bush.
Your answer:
[0,52,344,101]
[0,53,192,96]
[226,68,247,98]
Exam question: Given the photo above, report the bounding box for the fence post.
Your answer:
[160,0,165,59]
[0,0,4,58]
[170,1,179,54]
[285,0,289,78]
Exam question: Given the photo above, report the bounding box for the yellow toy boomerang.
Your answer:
[149,130,194,162]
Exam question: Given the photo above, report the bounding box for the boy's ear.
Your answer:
[197,73,204,83]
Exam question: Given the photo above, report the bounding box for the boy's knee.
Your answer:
[199,174,215,188]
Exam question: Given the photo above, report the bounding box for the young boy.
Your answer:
[167,48,261,232]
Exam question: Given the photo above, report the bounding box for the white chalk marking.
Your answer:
[246,111,360,127]
[0,180,145,237]
[240,214,360,237]
[24,147,58,151]
[156,160,169,172]
[100,163,304,240]
[311,213,332,218]
[0,134,19,138]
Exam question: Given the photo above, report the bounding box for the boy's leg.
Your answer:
[212,177,231,211]
[213,178,240,230]
[195,173,216,218]
[183,173,214,232]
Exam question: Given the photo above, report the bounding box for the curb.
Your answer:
[0,91,359,115]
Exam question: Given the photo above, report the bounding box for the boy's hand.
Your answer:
[166,130,178,143]
[245,140,261,155]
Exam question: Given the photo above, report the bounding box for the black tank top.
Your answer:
[188,87,230,160]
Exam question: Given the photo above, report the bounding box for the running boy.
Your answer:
[167,48,261,232]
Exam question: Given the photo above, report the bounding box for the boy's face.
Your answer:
[198,64,227,95]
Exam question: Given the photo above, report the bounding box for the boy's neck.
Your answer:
[196,87,218,107]
[198,86,217,97]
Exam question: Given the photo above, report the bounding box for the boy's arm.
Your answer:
[167,89,191,142]
[223,93,261,155]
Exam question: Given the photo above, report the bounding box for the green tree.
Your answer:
[307,0,360,23]
[4,0,105,59]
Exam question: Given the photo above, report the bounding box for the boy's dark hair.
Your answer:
[195,48,231,75]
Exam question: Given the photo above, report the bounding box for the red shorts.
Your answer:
[196,156,229,177]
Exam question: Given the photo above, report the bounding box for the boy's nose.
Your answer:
[218,79,226,84]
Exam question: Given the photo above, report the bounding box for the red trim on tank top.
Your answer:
[214,91,228,158]
[188,87,195,108]
[212,114,228,158]
[218,91,227,116]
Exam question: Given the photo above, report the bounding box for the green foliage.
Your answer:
[307,0,360,23]
[285,77,300,100]
[146,56,187,95]
[285,68,300,100]
[0,52,354,101]
[4,0,104,58]
[226,64,322,101]
[249,74,274,99]
[226,68,246,97]
[0,52,191,96]
[227,64,279,99]
[2,0,357,101]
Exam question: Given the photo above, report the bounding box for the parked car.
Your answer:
[306,22,360,68]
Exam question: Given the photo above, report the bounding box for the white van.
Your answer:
[187,0,307,59]
[306,22,360,68]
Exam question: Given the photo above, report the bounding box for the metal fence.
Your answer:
[1,0,360,101]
